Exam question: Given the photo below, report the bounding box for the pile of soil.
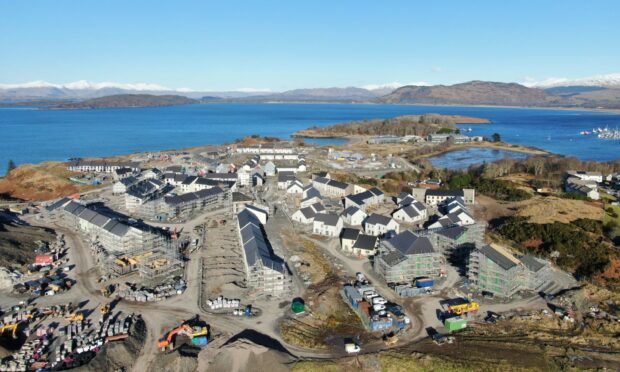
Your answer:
[0,162,84,201]
[76,316,147,372]
[152,347,199,372]
[0,220,55,269]
[206,330,295,372]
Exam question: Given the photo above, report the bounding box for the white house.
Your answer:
[313,213,343,237]
[312,177,353,197]
[263,161,277,176]
[341,206,367,226]
[277,172,296,190]
[364,213,400,237]
[341,228,360,251]
[245,204,269,224]
[286,179,304,194]
[300,195,322,208]
[428,208,475,229]
[142,168,162,180]
[351,234,378,257]
[112,176,139,195]
[392,200,427,225]
[292,207,316,224]
[344,187,385,211]
[566,170,603,183]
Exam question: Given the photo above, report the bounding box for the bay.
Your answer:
[1,103,619,175]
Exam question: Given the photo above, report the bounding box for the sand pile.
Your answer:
[204,331,295,372]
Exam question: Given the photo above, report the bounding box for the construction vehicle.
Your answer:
[0,323,20,339]
[448,300,479,315]
[158,324,209,351]
[100,304,110,316]
[66,311,85,322]
[158,325,192,350]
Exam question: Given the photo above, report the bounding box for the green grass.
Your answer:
[603,204,620,225]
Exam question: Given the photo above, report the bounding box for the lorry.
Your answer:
[448,300,479,315]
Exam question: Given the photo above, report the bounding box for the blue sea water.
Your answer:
[1,103,620,175]
[428,148,530,170]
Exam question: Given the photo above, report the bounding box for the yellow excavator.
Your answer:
[0,323,20,339]
[66,311,85,322]
[100,304,110,316]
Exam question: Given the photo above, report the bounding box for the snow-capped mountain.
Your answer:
[523,73,620,88]
[0,80,268,99]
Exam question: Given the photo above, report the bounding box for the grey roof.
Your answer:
[63,201,82,214]
[397,205,420,218]
[353,234,378,250]
[479,245,518,270]
[368,187,384,196]
[327,179,350,190]
[342,206,362,217]
[47,197,71,211]
[310,203,325,213]
[232,192,253,203]
[365,213,392,226]
[120,176,139,186]
[278,171,296,182]
[237,209,285,273]
[435,226,467,240]
[90,214,111,228]
[341,228,361,241]
[303,186,321,199]
[165,187,224,206]
[314,213,340,226]
[426,189,464,197]
[519,255,546,272]
[386,230,435,255]
[381,250,407,267]
[298,207,316,219]
[115,167,133,175]
[204,172,238,180]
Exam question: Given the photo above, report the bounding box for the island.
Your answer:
[50,94,199,109]
[293,114,490,138]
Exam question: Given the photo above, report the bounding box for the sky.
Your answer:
[1,0,619,91]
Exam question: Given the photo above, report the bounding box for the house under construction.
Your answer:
[236,209,291,297]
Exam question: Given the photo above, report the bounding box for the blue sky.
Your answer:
[1,0,619,91]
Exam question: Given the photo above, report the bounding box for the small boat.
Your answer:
[580,131,591,135]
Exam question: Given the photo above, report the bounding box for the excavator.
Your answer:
[0,323,21,339]
[100,304,110,316]
[157,324,209,351]
[66,311,85,322]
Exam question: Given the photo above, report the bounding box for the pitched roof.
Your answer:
[353,234,378,250]
[298,207,316,219]
[426,189,464,197]
[519,255,546,272]
[314,213,340,226]
[435,226,467,240]
[366,213,393,226]
[232,192,253,203]
[479,244,521,270]
[237,209,285,273]
[381,250,407,266]
[342,206,363,217]
[386,230,435,255]
[341,228,361,241]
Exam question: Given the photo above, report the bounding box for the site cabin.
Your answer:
[35,255,54,266]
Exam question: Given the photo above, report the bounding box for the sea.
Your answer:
[1,103,620,175]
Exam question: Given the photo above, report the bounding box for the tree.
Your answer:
[6,160,16,176]
[491,133,501,142]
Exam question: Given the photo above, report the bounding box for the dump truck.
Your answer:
[447,300,479,315]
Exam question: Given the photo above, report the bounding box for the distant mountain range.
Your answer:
[378,81,620,109]
[1,75,620,109]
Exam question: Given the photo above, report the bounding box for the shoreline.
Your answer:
[410,141,551,161]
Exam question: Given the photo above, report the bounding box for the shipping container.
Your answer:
[415,278,434,288]
[444,317,467,331]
